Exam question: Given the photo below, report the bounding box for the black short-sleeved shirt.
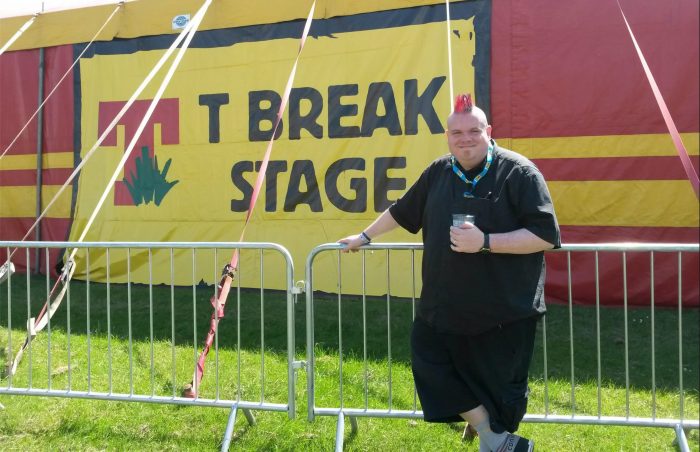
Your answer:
[389,142,560,335]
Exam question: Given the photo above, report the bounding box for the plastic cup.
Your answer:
[452,214,475,227]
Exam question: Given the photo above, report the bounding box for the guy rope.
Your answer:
[182,0,317,399]
[7,0,212,376]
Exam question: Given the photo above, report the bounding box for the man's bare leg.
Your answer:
[460,405,533,452]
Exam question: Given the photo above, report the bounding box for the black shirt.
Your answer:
[389,142,561,335]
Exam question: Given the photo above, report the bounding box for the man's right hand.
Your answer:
[338,235,366,253]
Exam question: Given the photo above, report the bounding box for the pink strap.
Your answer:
[617,0,699,198]
[185,1,317,398]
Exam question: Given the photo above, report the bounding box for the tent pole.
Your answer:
[34,47,45,274]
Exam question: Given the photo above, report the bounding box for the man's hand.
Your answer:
[338,235,367,253]
[449,223,484,253]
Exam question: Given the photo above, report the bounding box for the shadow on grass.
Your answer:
[0,275,698,394]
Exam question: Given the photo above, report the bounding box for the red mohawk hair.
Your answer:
[453,93,473,113]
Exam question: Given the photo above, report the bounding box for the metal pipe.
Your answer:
[567,252,575,416]
[33,47,44,274]
[220,404,238,452]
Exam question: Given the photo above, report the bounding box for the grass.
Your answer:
[0,274,698,451]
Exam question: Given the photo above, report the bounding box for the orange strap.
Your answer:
[617,0,699,198]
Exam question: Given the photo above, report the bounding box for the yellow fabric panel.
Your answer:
[68,14,478,293]
[324,0,448,18]
[0,186,71,217]
[0,152,74,171]
[1,5,122,51]
[1,0,451,52]
[72,18,475,223]
[504,133,699,159]
[549,180,699,227]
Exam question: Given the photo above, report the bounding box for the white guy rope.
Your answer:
[3,0,207,263]
[445,0,454,111]
[0,3,124,161]
[0,14,37,57]
[72,0,212,251]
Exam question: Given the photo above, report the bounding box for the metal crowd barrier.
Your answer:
[305,243,700,452]
[0,241,298,452]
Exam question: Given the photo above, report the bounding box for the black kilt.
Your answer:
[410,315,538,433]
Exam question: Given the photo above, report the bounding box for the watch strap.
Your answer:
[480,233,491,253]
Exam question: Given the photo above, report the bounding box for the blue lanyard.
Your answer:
[451,144,493,197]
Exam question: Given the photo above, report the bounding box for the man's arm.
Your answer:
[450,224,555,254]
[338,209,400,252]
[490,228,555,253]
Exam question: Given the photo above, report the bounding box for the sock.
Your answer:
[479,438,491,452]
[474,420,508,452]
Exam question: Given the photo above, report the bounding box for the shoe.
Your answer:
[495,433,534,452]
[461,423,478,442]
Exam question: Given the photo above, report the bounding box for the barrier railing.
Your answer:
[304,243,699,451]
[3,241,698,450]
[0,241,298,451]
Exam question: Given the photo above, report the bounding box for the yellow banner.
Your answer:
[70,7,485,295]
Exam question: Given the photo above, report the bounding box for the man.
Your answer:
[339,94,560,452]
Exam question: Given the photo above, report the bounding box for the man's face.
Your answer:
[446,112,492,169]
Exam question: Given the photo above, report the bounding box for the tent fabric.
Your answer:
[0,0,452,51]
[0,0,698,305]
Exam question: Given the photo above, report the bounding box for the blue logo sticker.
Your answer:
[172,14,190,30]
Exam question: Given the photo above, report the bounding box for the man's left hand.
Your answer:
[449,223,484,253]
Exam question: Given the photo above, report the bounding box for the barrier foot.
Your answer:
[0,262,14,284]
[349,416,358,436]
[673,424,690,452]
[243,408,256,426]
[334,412,345,452]
[220,404,238,452]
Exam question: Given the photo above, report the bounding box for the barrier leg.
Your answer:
[673,424,691,452]
[349,416,358,436]
[334,412,345,452]
[243,408,256,426]
[220,404,238,452]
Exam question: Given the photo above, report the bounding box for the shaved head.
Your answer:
[447,106,489,129]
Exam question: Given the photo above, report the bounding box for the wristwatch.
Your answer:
[359,231,372,245]
[479,233,491,254]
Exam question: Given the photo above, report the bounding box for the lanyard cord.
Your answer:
[451,143,493,197]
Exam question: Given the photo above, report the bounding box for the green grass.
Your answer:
[0,275,698,451]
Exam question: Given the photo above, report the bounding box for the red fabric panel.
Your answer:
[0,45,74,246]
[491,0,699,138]
[533,156,700,181]
[0,46,73,154]
[42,45,74,153]
[545,226,699,307]
[0,49,39,154]
[560,225,698,243]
